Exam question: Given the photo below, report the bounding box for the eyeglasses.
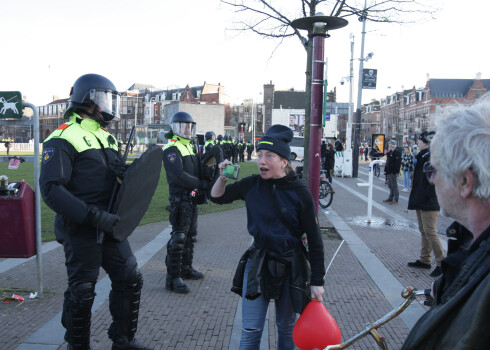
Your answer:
[423,162,437,183]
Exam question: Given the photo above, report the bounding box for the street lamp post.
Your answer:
[353,0,370,178]
[292,13,348,210]
[149,97,156,125]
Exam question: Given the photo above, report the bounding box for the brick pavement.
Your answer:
[0,165,449,349]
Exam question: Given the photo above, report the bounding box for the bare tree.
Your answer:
[221,0,436,182]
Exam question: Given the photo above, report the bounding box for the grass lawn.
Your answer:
[1,159,258,242]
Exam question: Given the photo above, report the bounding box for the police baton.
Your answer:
[97,126,136,244]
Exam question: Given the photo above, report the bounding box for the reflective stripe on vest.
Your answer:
[44,115,119,153]
[163,139,195,157]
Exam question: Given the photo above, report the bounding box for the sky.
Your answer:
[1,0,488,107]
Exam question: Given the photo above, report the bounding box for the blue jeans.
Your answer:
[402,170,411,189]
[240,259,296,350]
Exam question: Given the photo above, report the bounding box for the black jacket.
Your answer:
[401,224,490,349]
[162,136,201,197]
[210,173,325,286]
[40,116,120,224]
[384,148,402,174]
[408,148,440,211]
[325,149,335,170]
[231,242,311,314]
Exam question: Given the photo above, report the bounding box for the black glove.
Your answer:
[86,206,120,233]
[111,158,129,180]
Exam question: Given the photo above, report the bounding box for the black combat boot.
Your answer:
[165,274,190,294]
[182,239,203,280]
[182,266,204,280]
[111,336,153,350]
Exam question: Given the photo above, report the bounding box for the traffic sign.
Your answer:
[0,91,22,119]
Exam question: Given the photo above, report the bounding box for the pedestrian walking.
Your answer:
[321,140,327,169]
[210,125,325,350]
[325,143,335,183]
[407,131,445,277]
[401,145,414,191]
[382,140,402,204]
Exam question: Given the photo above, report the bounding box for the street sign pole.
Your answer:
[24,101,43,298]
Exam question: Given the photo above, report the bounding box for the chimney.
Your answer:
[426,73,430,81]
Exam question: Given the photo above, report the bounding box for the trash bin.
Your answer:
[0,181,36,258]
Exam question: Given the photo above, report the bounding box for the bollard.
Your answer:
[357,159,385,223]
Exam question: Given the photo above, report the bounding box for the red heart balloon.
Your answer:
[293,301,342,350]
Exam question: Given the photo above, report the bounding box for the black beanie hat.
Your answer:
[256,124,293,160]
[418,131,435,145]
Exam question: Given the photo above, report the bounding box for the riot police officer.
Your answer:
[216,134,224,159]
[201,131,223,195]
[238,139,245,162]
[40,74,152,350]
[162,112,205,294]
[246,140,254,161]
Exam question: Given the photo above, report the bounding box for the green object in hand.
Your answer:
[223,164,240,180]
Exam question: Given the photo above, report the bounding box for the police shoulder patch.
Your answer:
[42,148,55,164]
[167,152,177,162]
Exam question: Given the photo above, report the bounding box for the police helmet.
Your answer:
[66,73,120,123]
[205,131,216,141]
[217,134,223,141]
[170,111,196,140]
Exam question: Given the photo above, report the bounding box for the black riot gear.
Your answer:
[162,122,205,293]
[66,73,121,123]
[205,131,215,141]
[217,134,223,141]
[170,112,196,140]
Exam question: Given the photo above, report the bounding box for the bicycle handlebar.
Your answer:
[324,286,430,350]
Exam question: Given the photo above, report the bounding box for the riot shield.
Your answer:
[111,145,163,241]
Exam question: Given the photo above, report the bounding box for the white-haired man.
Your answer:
[402,96,490,349]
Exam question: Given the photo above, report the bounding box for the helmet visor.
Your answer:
[172,121,196,139]
[89,89,121,121]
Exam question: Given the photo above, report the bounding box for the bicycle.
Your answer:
[295,167,335,209]
[319,170,334,209]
[324,286,431,350]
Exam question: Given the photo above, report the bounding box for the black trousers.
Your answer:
[55,215,141,344]
[166,200,198,277]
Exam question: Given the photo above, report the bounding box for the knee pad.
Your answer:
[169,232,186,250]
[70,281,96,301]
[127,268,143,292]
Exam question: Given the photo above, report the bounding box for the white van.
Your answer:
[290,136,304,161]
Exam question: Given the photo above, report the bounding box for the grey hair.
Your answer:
[431,93,490,201]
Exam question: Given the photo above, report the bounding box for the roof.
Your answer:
[127,83,156,91]
[48,98,69,105]
[429,79,475,98]
[273,90,306,109]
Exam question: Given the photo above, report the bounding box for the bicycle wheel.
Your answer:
[319,180,334,208]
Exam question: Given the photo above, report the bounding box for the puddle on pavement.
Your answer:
[347,216,419,231]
